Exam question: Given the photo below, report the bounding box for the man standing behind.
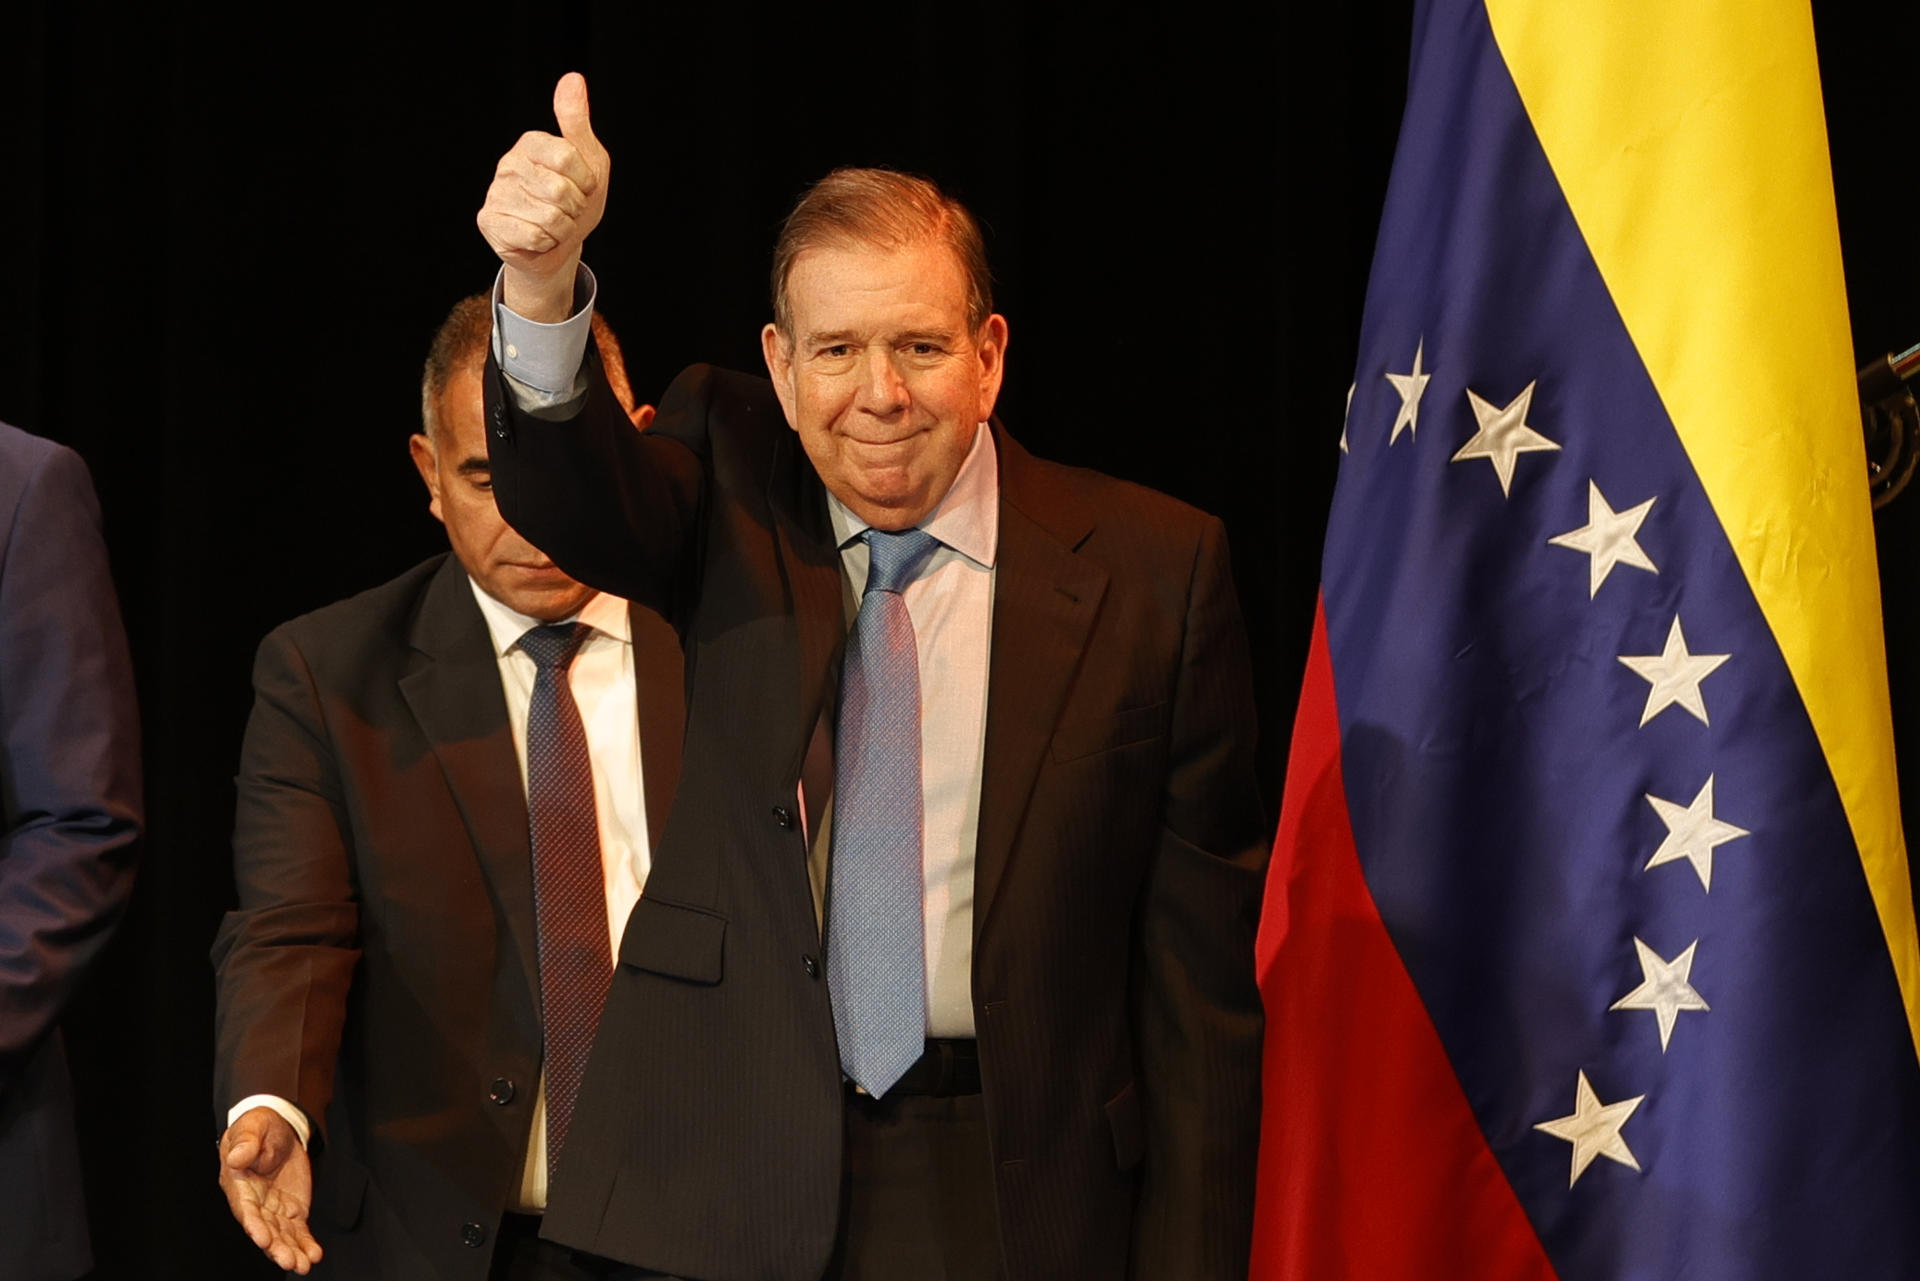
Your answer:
[477,75,1268,1281]
[0,423,142,1281]
[212,296,684,1279]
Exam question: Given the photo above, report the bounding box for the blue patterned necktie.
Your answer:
[828,528,941,1097]
[519,622,610,1175]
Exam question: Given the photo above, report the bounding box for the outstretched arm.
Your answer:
[211,628,360,1273]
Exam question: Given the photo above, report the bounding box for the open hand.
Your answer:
[217,1106,323,1275]
[477,71,610,321]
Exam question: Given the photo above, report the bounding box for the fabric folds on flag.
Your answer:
[1252,3,1920,1278]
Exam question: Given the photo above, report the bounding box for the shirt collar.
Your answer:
[467,576,632,659]
[824,421,999,570]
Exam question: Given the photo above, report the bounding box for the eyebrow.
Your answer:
[456,457,492,476]
[803,327,959,347]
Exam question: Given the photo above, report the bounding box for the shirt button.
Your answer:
[488,1078,516,1106]
[461,1222,487,1248]
[505,343,519,359]
[772,806,795,830]
[802,954,820,979]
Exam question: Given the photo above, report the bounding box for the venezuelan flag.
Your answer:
[1252,3,1920,1276]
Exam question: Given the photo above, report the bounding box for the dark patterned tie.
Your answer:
[519,622,610,1176]
[828,528,940,1097]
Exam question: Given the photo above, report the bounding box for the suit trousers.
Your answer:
[825,1089,1009,1281]
[495,1090,1006,1281]
[490,1215,691,1281]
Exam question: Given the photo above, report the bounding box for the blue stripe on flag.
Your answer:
[1323,1,1920,1274]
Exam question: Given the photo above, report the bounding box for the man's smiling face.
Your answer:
[762,237,1008,531]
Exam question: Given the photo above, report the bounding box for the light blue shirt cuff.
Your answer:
[491,264,597,412]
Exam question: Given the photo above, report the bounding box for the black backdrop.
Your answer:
[2,4,1914,1276]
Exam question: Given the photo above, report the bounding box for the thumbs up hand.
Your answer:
[477,72,610,321]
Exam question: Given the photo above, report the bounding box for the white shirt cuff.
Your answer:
[228,1094,313,1150]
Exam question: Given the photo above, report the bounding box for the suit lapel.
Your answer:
[398,558,540,1001]
[629,601,685,852]
[973,429,1107,940]
[767,429,850,766]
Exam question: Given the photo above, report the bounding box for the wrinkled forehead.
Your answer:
[784,237,977,331]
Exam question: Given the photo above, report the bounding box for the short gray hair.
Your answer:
[769,167,993,341]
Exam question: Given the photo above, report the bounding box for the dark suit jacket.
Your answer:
[210,552,685,1280]
[488,360,1268,1281]
[0,423,142,1281]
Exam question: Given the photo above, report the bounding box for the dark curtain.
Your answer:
[0,3,1911,1276]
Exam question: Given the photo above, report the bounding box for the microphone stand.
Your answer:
[1864,340,1920,509]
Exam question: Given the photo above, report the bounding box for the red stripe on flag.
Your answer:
[1249,596,1558,1281]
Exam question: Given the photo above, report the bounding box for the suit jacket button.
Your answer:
[488,1078,515,1105]
[802,954,819,979]
[461,1222,487,1248]
[772,805,794,830]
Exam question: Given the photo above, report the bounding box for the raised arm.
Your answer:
[477,73,710,619]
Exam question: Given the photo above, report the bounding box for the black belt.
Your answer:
[854,1038,981,1097]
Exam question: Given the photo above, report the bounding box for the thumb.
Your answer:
[553,72,600,157]
[225,1130,259,1169]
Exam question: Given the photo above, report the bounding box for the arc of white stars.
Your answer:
[1385,339,1432,445]
[1645,774,1749,891]
[1451,380,1561,496]
[1534,1070,1644,1188]
[1609,938,1710,1051]
[1548,481,1658,597]
[1618,615,1730,726]
[1341,381,1354,453]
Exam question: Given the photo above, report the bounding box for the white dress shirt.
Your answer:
[229,580,651,1215]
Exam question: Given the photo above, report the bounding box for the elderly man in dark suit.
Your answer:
[473,75,1268,1281]
[0,422,141,1281]
[211,297,684,1280]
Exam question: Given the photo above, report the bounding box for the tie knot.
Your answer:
[518,622,590,673]
[862,528,939,596]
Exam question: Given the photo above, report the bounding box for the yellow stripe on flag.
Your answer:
[1482,0,1920,1055]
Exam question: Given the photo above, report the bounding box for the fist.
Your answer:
[477,71,610,320]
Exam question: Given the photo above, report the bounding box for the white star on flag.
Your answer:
[1451,380,1561,495]
[1645,774,1750,891]
[1341,381,1354,454]
[1385,339,1431,445]
[1534,1070,1644,1188]
[1609,938,1710,1050]
[1618,615,1730,726]
[1548,480,1658,597]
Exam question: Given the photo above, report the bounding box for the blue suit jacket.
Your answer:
[0,423,141,1281]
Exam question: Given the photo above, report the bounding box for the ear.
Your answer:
[409,433,447,524]
[628,402,656,431]
[761,322,800,431]
[974,313,1009,421]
